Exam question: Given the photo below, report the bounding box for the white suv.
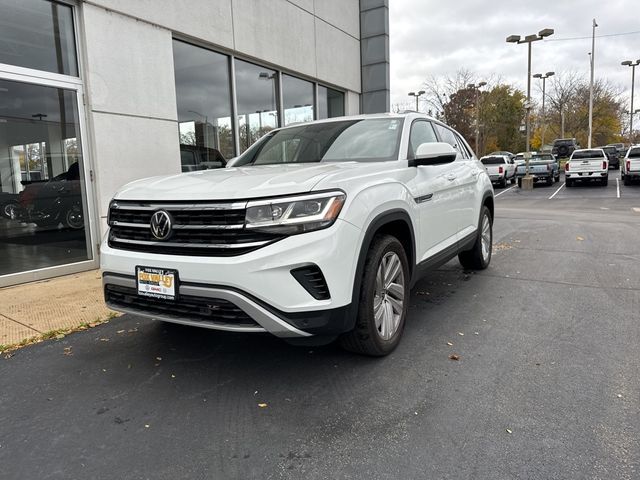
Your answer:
[101,113,494,356]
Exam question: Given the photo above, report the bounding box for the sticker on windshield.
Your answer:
[389,120,399,130]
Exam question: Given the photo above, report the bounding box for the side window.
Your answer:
[408,120,438,159]
[434,124,465,160]
[454,133,472,159]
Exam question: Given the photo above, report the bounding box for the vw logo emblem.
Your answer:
[150,210,172,240]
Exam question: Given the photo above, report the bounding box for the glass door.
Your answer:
[0,77,93,279]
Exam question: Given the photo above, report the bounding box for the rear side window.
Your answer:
[572,150,604,159]
[434,124,465,160]
[481,156,505,165]
[629,148,640,158]
[408,121,438,159]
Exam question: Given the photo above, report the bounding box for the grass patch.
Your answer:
[0,313,119,357]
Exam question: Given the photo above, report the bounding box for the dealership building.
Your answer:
[0,0,390,287]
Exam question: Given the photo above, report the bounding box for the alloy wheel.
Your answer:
[373,252,405,340]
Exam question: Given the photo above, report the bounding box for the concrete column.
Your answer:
[360,0,390,113]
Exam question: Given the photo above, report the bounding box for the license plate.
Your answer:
[136,266,178,300]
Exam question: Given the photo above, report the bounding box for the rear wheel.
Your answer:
[459,206,492,270]
[624,175,631,186]
[64,204,84,230]
[500,176,507,188]
[517,177,522,188]
[340,235,409,356]
[602,176,608,187]
[566,178,573,187]
[546,176,553,186]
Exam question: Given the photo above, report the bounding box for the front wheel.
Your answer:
[340,235,409,356]
[459,205,492,270]
[64,204,84,230]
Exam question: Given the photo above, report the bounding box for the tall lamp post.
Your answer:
[468,82,487,156]
[506,28,554,190]
[408,90,425,112]
[622,59,640,144]
[588,19,598,148]
[533,71,554,149]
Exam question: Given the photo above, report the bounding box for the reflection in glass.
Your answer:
[173,40,234,170]
[235,60,279,153]
[0,79,90,277]
[0,0,78,76]
[283,75,314,126]
[318,86,345,119]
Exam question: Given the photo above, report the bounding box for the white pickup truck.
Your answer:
[480,155,515,187]
[621,145,640,186]
[565,148,609,187]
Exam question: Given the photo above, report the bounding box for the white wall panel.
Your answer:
[315,19,360,93]
[314,0,359,39]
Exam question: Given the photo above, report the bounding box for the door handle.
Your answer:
[446,174,457,181]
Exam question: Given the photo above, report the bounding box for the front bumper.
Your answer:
[100,218,362,337]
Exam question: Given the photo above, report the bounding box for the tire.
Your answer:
[546,176,553,186]
[566,178,572,187]
[63,204,84,230]
[517,177,522,188]
[500,177,507,188]
[339,235,410,356]
[458,205,492,271]
[510,176,516,185]
[602,176,608,187]
[624,175,631,186]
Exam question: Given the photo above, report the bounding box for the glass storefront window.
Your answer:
[318,86,345,119]
[283,74,313,126]
[0,0,78,76]
[235,59,279,153]
[173,40,234,170]
[0,79,90,277]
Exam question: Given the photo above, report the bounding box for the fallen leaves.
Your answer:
[576,236,584,241]
[63,347,73,356]
[258,403,268,408]
[449,354,460,361]
[446,342,453,346]
[506,428,512,434]
[457,332,464,336]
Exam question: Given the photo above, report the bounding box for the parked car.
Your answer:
[480,155,516,187]
[605,142,627,158]
[0,192,19,219]
[552,138,579,158]
[515,153,560,186]
[15,162,84,229]
[621,145,640,186]
[180,144,226,172]
[101,113,495,356]
[488,150,515,160]
[599,145,620,169]
[565,148,608,187]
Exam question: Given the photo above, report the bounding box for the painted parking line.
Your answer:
[548,182,565,200]
[495,185,517,197]
[616,177,620,198]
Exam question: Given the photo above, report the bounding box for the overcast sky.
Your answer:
[389,0,640,111]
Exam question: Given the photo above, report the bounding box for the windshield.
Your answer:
[572,150,604,159]
[481,156,505,165]
[234,118,404,166]
[554,139,574,146]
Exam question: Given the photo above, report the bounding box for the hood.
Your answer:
[114,163,367,201]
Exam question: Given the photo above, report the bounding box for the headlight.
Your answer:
[245,191,346,234]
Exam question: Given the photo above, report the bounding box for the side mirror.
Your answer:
[409,142,457,167]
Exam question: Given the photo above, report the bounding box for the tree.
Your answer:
[480,85,526,155]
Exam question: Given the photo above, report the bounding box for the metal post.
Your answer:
[525,41,532,176]
[415,95,419,112]
[561,108,565,138]
[588,19,597,148]
[631,64,636,143]
[541,76,546,148]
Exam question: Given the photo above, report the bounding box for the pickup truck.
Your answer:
[101,113,494,356]
[621,145,640,185]
[480,155,515,187]
[565,148,608,187]
[599,145,620,170]
[515,153,559,186]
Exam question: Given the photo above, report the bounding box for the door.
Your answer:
[404,120,462,263]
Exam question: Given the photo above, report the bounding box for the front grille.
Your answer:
[108,200,284,256]
[105,284,259,326]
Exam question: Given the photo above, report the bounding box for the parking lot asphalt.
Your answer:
[1,171,639,480]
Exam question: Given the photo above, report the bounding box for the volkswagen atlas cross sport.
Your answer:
[101,113,494,356]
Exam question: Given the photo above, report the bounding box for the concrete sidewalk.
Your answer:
[0,270,116,348]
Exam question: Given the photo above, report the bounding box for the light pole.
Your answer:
[622,59,640,143]
[507,28,554,189]
[533,71,554,149]
[408,90,425,112]
[588,19,598,148]
[468,82,487,156]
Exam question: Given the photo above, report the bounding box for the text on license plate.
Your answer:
[136,266,177,300]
